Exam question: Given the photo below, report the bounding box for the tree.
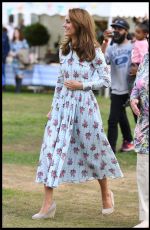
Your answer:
[23,23,50,59]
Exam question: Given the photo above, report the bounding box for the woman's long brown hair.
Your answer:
[12,27,24,42]
[61,8,100,62]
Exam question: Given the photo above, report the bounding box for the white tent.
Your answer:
[2,2,149,97]
[2,2,149,26]
[23,2,149,17]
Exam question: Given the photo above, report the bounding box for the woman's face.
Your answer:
[63,14,76,38]
[14,29,20,39]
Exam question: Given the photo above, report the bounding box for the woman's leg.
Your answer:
[98,178,113,209]
[39,185,53,214]
[15,75,22,93]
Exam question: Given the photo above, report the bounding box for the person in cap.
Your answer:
[101,17,135,153]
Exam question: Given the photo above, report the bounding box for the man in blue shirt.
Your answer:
[101,18,134,153]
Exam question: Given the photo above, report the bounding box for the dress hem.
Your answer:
[35,174,124,188]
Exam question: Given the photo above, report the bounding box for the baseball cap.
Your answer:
[111,19,130,30]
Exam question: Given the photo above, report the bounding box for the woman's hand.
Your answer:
[9,51,16,57]
[64,80,83,90]
[46,111,51,119]
[130,99,140,116]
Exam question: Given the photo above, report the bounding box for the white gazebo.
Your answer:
[2,2,149,97]
[2,2,149,26]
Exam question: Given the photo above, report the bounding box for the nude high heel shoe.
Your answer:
[102,191,114,215]
[32,201,56,219]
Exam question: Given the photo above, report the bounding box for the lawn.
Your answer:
[2,91,138,228]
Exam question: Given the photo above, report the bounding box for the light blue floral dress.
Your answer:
[10,39,29,76]
[35,47,123,188]
[130,53,149,154]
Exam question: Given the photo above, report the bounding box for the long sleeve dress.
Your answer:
[130,53,149,154]
[10,39,29,77]
[35,47,123,188]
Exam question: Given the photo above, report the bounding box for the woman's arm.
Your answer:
[64,48,111,91]
[22,39,29,49]
[51,49,64,108]
[82,47,111,90]
[64,80,83,90]
[51,73,64,108]
[130,62,141,116]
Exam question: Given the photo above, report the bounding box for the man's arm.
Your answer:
[101,29,113,54]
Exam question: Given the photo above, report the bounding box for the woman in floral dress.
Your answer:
[9,27,29,93]
[32,8,123,220]
[130,51,149,228]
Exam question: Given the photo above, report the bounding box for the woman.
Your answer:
[32,8,123,220]
[130,50,149,228]
[9,27,29,93]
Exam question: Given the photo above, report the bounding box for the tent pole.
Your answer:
[107,16,113,29]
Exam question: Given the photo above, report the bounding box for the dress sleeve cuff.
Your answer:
[82,82,92,90]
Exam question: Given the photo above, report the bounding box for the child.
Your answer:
[131,20,149,68]
[124,20,149,108]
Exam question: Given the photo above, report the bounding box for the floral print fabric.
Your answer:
[10,39,29,76]
[130,53,149,154]
[35,47,123,188]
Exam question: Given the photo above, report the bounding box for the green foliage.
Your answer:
[23,23,50,47]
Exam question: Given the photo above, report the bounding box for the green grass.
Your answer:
[3,92,52,144]
[3,186,138,228]
[3,92,136,169]
[2,151,39,166]
[2,91,138,228]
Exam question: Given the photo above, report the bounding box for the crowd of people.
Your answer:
[2,9,149,228]
[2,25,29,93]
[2,21,59,93]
